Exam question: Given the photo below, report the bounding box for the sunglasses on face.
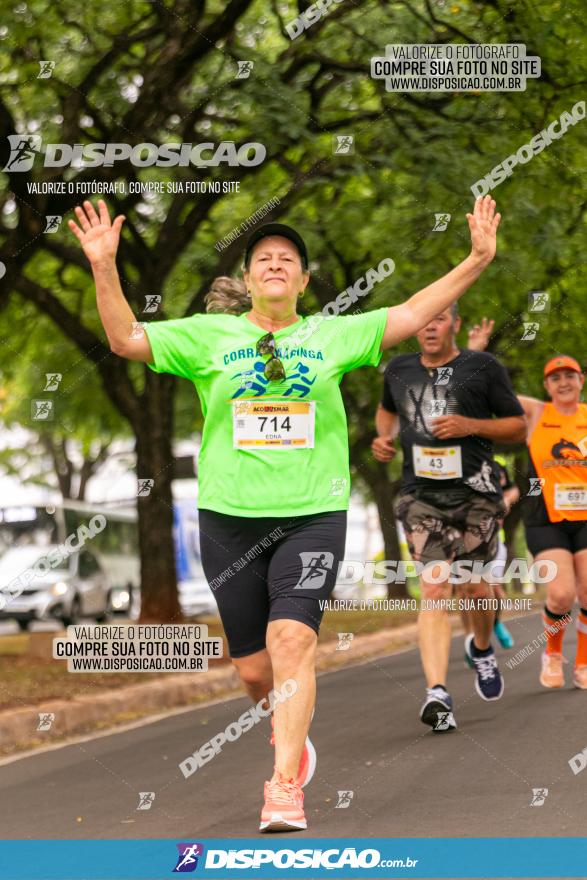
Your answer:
[256,332,286,381]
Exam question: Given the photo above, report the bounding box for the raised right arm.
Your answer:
[68,199,153,363]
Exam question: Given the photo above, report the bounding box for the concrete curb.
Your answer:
[0,622,424,754]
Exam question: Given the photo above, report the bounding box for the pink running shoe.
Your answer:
[573,665,587,689]
[270,715,316,788]
[259,773,306,832]
[540,652,566,688]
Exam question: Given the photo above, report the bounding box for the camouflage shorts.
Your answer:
[394,491,506,566]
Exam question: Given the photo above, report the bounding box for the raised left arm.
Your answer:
[380,196,501,350]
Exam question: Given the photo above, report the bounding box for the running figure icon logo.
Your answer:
[521,322,539,341]
[2,134,42,172]
[335,790,354,809]
[529,291,550,313]
[136,792,155,811]
[173,843,204,873]
[529,788,549,806]
[433,711,455,731]
[44,373,62,391]
[236,61,254,78]
[38,61,55,78]
[44,215,62,233]
[432,213,451,232]
[31,400,54,421]
[333,135,354,154]
[294,552,334,590]
[143,295,162,313]
[527,477,545,496]
[434,366,453,385]
[37,713,55,731]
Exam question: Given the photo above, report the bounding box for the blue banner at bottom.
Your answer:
[1,838,586,879]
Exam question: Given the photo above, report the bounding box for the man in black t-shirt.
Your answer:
[372,304,526,731]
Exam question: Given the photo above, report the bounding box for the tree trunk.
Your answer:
[359,468,406,598]
[134,372,182,622]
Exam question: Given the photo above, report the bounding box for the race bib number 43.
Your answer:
[413,444,462,479]
[233,400,315,449]
[554,484,587,510]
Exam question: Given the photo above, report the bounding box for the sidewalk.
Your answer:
[0,621,427,756]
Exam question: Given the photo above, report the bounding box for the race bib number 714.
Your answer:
[233,400,315,449]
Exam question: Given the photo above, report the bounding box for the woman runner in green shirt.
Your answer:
[69,195,500,833]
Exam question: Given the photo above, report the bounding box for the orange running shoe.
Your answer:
[259,773,306,832]
[270,716,316,788]
[572,665,587,689]
[540,652,566,688]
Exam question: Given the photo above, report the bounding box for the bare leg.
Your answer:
[418,572,453,688]
[266,619,316,780]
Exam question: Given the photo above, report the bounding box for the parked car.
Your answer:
[0,544,111,630]
[177,576,218,618]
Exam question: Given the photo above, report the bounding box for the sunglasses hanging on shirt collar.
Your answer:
[256,332,286,381]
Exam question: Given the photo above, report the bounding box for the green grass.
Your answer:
[0,609,416,712]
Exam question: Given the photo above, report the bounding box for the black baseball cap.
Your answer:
[244,223,309,270]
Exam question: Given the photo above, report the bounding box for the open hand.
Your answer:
[468,317,494,352]
[68,199,125,266]
[466,196,501,265]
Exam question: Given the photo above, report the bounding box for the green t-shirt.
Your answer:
[145,307,388,517]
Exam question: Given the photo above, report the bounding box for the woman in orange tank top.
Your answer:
[517,356,587,690]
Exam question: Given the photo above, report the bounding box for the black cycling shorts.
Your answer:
[525,520,587,556]
[199,509,347,658]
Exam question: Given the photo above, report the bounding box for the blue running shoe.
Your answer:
[464,636,475,669]
[464,634,505,701]
[419,687,457,732]
[493,619,514,649]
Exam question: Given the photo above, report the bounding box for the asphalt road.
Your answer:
[1,612,585,841]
